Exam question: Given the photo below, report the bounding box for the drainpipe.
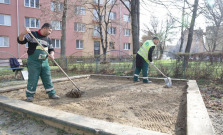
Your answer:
[17,0,20,58]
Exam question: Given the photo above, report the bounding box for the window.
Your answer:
[108,27,116,35]
[109,42,115,49]
[123,14,130,22]
[124,43,130,50]
[52,39,61,48]
[109,12,116,20]
[25,17,40,28]
[108,0,115,4]
[25,42,28,48]
[0,14,11,26]
[74,6,85,15]
[93,25,100,37]
[24,0,39,8]
[51,1,63,11]
[51,21,62,30]
[124,0,130,8]
[0,36,9,47]
[76,40,83,49]
[124,29,130,36]
[0,0,10,4]
[93,9,99,20]
[94,0,103,4]
[74,23,85,32]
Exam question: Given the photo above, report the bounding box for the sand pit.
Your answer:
[0,76,187,135]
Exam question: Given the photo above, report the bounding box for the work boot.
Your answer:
[26,97,34,102]
[143,80,152,83]
[133,79,140,83]
[49,94,60,99]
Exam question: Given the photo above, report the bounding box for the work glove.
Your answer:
[150,62,154,65]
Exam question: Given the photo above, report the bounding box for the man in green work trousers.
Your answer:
[17,23,60,102]
[133,37,159,83]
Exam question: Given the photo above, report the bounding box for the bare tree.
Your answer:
[185,0,199,54]
[120,0,139,55]
[203,0,223,52]
[40,0,79,68]
[61,0,68,59]
[142,15,176,59]
[80,0,118,61]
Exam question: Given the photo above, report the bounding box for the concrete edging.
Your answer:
[187,80,215,135]
[0,96,169,135]
[0,75,90,93]
[0,75,216,135]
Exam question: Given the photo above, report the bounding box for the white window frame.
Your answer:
[0,0,10,4]
[124,29,130,36]
[108,27,116,35]
[52,39,61,48]
[75,6,85,15]
[25,17,40,28]
[108,0,115,5]
[93,9,99,20]
[0,14,11,26]
[51,20,62,30]
[123,14,130,22]
[74,23,85,32]
[124,0,130,8]
[94,0,103,4]
[76,40,83,49]
[93,25,100,37]
[109,12,116,20]
[25,42,28,48]
[24,0,39,8]
[51,1,63,11]
[124,43,130,50]
[0,36,9,47]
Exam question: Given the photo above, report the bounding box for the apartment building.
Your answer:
[0,0,132,58]
[205,25,223,52]
[172,29,206,53]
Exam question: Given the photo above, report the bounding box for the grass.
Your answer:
[1,59,223,80]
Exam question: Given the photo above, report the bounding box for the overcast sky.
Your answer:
[139,0,207,45]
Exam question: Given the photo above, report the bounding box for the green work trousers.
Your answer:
[26,49,56,97]
[133,58,149,83]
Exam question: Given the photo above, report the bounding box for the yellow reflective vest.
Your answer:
[137,40,155,63]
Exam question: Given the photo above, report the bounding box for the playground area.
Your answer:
[0,75,187,135]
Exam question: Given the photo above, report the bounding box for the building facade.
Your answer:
[205,25,223,52]
[171,29,206,53]
[0,0,132,58]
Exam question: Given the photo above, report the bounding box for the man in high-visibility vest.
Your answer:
[133,37,159,83]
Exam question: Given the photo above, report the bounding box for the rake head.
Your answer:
[164,77,172,88]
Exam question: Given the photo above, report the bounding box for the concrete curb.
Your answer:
[0,75,90,93]
[187,80,215,135]
[90,74,188,81]
[0,96,169,135]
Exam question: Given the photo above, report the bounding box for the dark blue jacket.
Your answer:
[9,58,20,72]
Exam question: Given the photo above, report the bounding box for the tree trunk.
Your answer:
[179,0,186,52]
[184,0,199,65]
[131,0,139,54]
[61,0,68,69]
[212,25,219,52]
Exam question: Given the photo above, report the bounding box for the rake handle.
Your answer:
[151,64,168,78]
[29,32,81,91]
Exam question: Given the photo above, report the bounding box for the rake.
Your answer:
[151,64,172,87]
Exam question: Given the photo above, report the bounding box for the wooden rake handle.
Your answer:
[151,64,168,78]
[29,32,81,91]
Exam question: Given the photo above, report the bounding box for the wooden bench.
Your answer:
[0,59,26,79]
